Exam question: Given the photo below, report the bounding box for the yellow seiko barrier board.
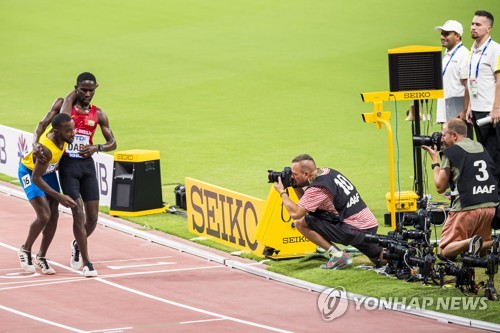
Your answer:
[186,177,265,255]
[255,186,316,259]
[185,178,316,258]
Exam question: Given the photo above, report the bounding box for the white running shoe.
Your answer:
[18,246,36,273]
[34,256,56,275]
[82,263,98,278]
[70,240,82,270]
[468,235,483,256]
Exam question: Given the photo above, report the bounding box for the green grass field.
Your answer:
[2,0,500,325]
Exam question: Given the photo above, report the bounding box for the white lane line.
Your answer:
[0,304,86,333]
[0,265,224,291]
[97,278,294,333]
[108,262,176,270]
[95,256,172,264]
[0,272,41,279]
[180,318,227,324]
[87,326,133,332]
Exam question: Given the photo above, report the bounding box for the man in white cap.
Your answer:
[434,20,470,135]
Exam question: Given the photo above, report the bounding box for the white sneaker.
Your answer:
[82,263,98,278]
[70,240,82,270]
[34,256,56,275]
[468,235,483,256]
[18,246,36,273]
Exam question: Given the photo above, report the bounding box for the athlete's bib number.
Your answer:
[66,134,90,158]
[21,174,31,188]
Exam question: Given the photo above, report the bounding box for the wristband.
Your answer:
[98,144,104,152]
[280,191,287,197]
[431,163,440,170]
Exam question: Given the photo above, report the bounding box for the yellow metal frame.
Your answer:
[110,206,167,217]
[388,45,442,54]
[361,91,397,229]
[389,90,443,101]
[114,149,160,162]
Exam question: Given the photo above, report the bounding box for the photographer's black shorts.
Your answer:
[58,155,99,201]
[304,214,382,259]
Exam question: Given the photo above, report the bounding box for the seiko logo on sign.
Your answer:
[282,236,308,244]
[403,92,431,99]
[117,154,134,161]
[190,185,259,251]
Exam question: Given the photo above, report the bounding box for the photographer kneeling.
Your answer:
[273,154,383,269]
[421,118,498,258]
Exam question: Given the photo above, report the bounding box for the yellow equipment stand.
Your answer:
[255,185,316,259]
[109,149,166,217]
[361,91,399,229]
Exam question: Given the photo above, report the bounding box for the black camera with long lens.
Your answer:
[268,167,293,188]
[402,208,430,229]
[413,131,443,151]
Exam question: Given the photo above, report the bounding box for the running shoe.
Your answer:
[70,240,82,270]
[82,262,98,278]
[18,246,35,273]
[320,252,352,270]
[468,235,483,256]
[34,255,56,275]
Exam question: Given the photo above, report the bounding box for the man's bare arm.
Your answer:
[32,98,63,163]
[97,109,117,152]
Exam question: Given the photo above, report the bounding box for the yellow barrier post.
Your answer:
[360,91,397,229]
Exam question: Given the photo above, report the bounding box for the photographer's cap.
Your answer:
[435,20,463,35]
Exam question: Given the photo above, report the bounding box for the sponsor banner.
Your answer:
[0,124,113,206]
[186,177,265,255]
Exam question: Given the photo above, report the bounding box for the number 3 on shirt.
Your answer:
[474,160,489,181]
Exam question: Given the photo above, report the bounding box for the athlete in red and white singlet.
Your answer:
[66,105,99,159]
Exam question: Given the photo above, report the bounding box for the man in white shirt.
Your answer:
[465,10,500,189]
[435,20,471,139]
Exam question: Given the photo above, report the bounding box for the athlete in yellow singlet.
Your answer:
[17,112,76,275]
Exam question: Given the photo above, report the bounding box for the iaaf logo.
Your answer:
[317,287,489,321]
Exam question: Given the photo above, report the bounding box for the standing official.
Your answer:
[466,10,500,188]
[434,20,471,138]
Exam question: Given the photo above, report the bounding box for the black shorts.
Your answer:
[58,155,99,201]
[304,214,382,259]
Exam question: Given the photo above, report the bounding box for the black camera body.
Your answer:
[413,131,443,151]
[268,167,293,188]
[400,209,431,242]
